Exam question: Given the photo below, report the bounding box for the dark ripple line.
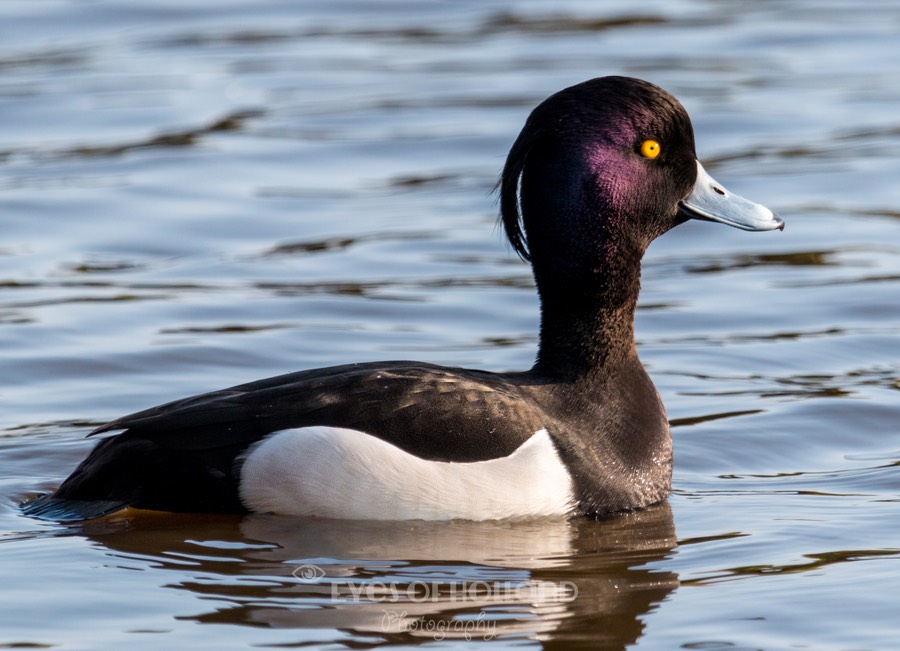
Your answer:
[154,12,669,49]
[0,109,264,164]
[681,549,900,586]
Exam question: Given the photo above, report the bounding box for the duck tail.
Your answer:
[21,494,127,522]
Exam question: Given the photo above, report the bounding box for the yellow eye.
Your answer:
[640,139,661,159]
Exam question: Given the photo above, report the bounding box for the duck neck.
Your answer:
[531,238,643,381]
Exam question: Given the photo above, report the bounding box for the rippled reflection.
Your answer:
[63,504,677,647]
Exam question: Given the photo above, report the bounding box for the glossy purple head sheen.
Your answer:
[500,77,698,297]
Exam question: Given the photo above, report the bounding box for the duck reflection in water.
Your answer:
[75,503,677,648]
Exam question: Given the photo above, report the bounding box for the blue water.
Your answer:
[1,1,898,649]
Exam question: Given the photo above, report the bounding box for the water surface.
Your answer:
[1,1,898,649]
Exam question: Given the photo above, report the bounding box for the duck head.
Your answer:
[500,76,782,296]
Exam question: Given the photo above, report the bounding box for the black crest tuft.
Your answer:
[499,108,543,262]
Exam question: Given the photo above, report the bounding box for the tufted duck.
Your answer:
[23,76,782,521]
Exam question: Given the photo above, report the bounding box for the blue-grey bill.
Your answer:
[679,160,784,231]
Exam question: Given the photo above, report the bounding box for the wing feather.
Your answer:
[28,361,547,519]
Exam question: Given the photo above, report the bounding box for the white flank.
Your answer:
[239,427,575,520]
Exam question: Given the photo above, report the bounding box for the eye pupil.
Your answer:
[641,139,661,159]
